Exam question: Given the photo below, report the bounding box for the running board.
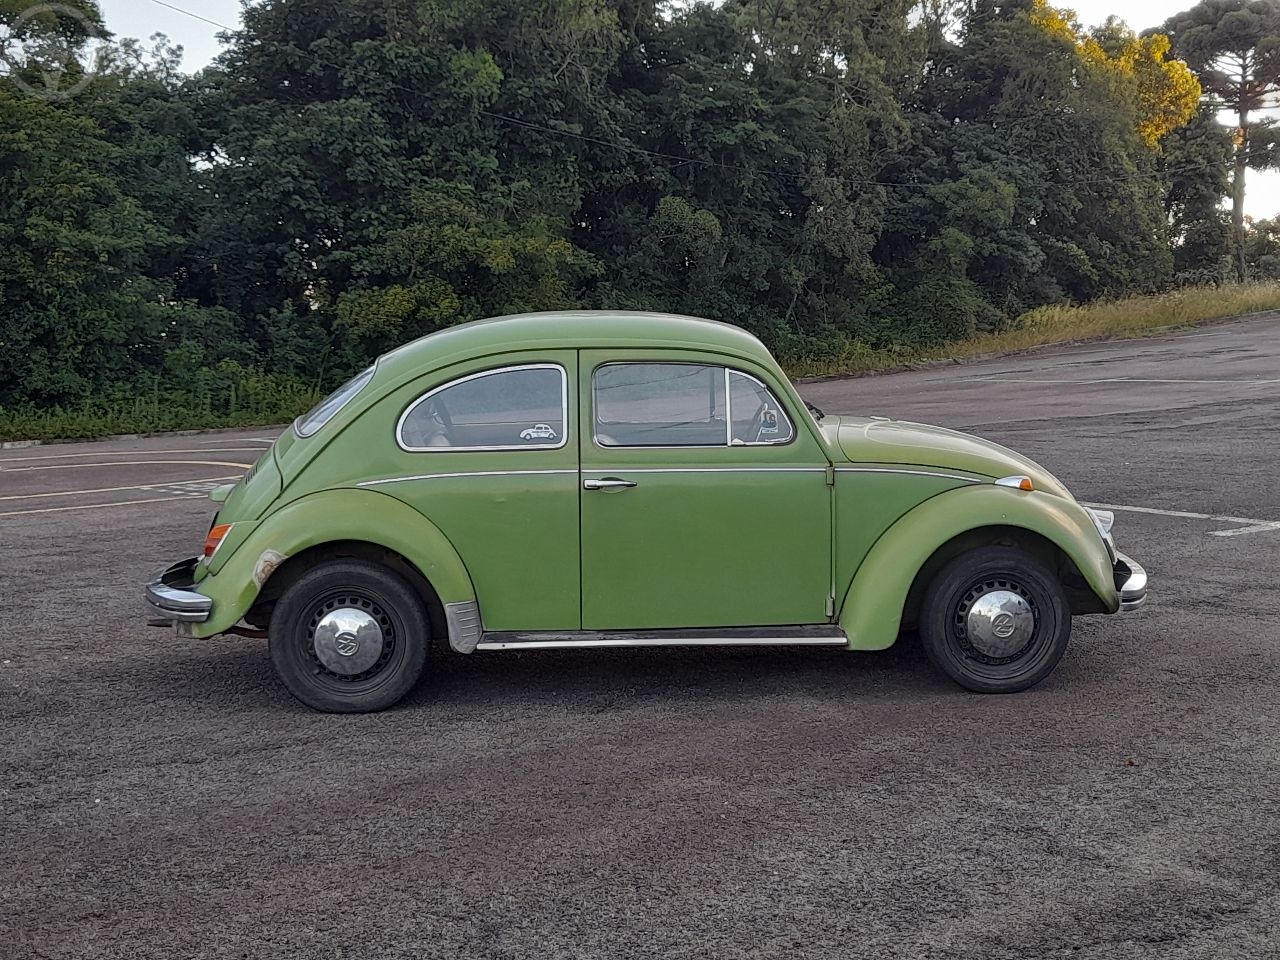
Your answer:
[475,625,848,651]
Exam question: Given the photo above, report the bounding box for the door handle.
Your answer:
[583,477,638,491]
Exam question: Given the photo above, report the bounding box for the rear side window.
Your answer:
[398,364,567,451]
[294,366,375,438]
[593,362,793,447]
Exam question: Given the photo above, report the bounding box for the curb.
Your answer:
[792,308,1280,384]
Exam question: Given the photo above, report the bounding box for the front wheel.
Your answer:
[919,546,1071,694]
[269,559,429,712]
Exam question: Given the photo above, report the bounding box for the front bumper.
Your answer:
[145,557,213,624]
[1113,552,1148,611]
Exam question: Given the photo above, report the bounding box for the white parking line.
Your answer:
[2,459,253,473]
[0,476,239,502]
[1082,502,1280,538]
[0,495,199,518]
[201,437,276,444]
[959,377,1280,385]
[0,447,265,464]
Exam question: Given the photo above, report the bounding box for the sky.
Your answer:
[98,0,1280,218]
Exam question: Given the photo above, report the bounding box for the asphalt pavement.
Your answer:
[3,317,1279,959]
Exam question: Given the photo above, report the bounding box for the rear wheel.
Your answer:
[919,546,1071,693]
[269,559,429,712]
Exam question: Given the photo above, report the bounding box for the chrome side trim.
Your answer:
[582,467,825,475]
[476,625,848,650]
[444,600,484,654]
[396,363,570,453]
[358,469,577,487]
[1115,552,1148,612]
[477,637,848,650]
[834,467,984,483]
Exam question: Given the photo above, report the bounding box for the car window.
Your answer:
[294,365,375,438]
[398,364,567,451]
[594,363,726,447]
[729,371,794,445]
[594,362,792,447]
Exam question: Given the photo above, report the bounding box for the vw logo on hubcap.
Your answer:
[313,606,386,675]
[965,589,1035,657]
[334,631,360,657]
[991,613,1016,639]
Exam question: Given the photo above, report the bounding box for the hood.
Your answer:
[821,415,1074,500]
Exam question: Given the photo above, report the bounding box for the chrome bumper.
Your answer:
[1113,552,1147,612]
[146,557,212,624]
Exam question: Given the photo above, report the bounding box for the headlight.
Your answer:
[1086,508,1116,560]
[1087,508,1114,537]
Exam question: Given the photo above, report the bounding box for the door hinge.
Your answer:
[824,463,835,486]
[825,594,835,618]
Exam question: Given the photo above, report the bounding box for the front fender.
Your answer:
[184,488,476,638]
[838,486,1116,651]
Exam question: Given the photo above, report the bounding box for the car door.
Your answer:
[577,350,833,630]
[379,351,581,631]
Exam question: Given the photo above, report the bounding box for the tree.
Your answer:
[1161,103,1234,283]
[1161,0,1280,281]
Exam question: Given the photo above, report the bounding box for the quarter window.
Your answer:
[730,370,795,444]
[593,362,793,447]
[398,364,567,451]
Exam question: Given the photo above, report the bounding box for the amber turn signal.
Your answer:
[995,475,1034,491]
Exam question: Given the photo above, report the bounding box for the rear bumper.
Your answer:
[145,557,212,624]
[1113,552,1148,611]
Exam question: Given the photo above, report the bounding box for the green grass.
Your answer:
[785,283,1280,379]
[5,283,1280,442]
[0,378,318,444]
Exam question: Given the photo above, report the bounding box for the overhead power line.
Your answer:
[144,0,235,32]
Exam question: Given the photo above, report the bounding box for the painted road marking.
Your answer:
[0,476,239,502]
[0,447,265,464]
[1082,501,1280,538]
[143,480,233,497]
[1,459,253,473]
[0,495,200,518]
[958,377,1280,385]
[201,437,276,444]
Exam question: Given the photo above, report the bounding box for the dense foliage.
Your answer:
[0,0,1263,427]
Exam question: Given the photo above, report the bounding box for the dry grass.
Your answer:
[789,283,1280,379]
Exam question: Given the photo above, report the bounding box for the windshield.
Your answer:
[293,365,375,438]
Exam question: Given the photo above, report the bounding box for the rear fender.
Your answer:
[185,488,476,638]
[838,486,1116,650]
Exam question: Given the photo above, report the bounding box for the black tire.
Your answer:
[268,559,429,712]
[919,546,1071,694]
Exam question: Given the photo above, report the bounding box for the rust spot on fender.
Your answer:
[253,549,288,587]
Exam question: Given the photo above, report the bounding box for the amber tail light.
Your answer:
[203,523,234,559]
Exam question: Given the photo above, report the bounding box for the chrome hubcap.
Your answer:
[964,589,1036,658]
[312,607,385,675]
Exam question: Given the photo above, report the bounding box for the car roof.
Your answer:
[375,310,773,382]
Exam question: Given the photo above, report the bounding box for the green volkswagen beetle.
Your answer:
[146,311,1147,712]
